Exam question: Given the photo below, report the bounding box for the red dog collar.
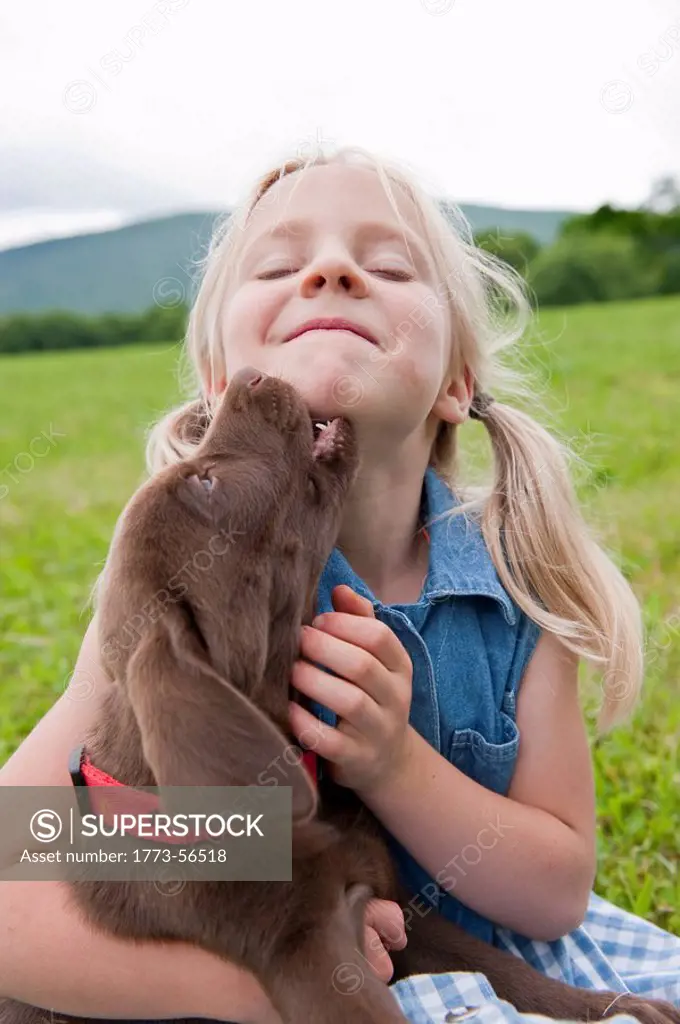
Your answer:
[68,743,320,845]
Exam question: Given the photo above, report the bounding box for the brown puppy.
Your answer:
[2,366,677,1024]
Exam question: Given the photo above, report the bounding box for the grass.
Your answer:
[1,297,678,934]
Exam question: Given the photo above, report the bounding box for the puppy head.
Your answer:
[183,365,361,618]
[96,368,360,802]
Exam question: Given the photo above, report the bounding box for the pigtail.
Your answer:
[144,396,214,477]
[471,398,643,732]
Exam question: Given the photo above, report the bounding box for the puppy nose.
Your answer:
[231,366,265,390]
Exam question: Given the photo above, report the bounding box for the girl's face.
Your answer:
[217,163,457,452]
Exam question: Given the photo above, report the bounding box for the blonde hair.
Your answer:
[143,144,643,732]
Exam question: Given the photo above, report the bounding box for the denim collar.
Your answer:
[318,466,517,626]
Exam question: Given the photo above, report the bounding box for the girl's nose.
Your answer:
[300,252,368,296]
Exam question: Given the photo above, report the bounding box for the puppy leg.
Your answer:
[262,883,408,1024]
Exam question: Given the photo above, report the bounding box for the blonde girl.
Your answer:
[1,144,678,1024]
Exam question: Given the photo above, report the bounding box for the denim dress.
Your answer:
[311,464,543,945]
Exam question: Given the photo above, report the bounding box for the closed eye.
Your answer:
[369,268,414,280]
[307,474,321,503]
[257,267,295,279]
[179,599,209,654]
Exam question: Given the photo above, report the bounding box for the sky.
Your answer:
[1,0,679,250]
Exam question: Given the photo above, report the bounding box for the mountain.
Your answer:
[0,203,578,316]
[0,212,220,316]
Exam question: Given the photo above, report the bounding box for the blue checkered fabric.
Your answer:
[388,892,680,1023]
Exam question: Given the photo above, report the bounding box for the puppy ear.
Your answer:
[125,606,317,824]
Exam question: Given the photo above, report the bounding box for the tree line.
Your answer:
[0,304,188,355]
[477,202,680,307]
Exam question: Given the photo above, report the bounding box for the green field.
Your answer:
[1,296,679,933]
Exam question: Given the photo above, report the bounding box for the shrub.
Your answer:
[658,249,680,295]
[474,229,541,277]
[526,233,661,307]
[0,305,188,355]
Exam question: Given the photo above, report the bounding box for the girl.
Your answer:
[1,144,678,1024]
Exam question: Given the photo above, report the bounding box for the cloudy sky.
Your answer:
[1,0,679,249]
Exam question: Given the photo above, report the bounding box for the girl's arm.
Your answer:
[0,878,280,1022]
[355,630,597,942]
[0,614,281,1023]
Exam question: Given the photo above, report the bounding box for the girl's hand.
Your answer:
[288,584,414,794]
[364,898,408,982]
